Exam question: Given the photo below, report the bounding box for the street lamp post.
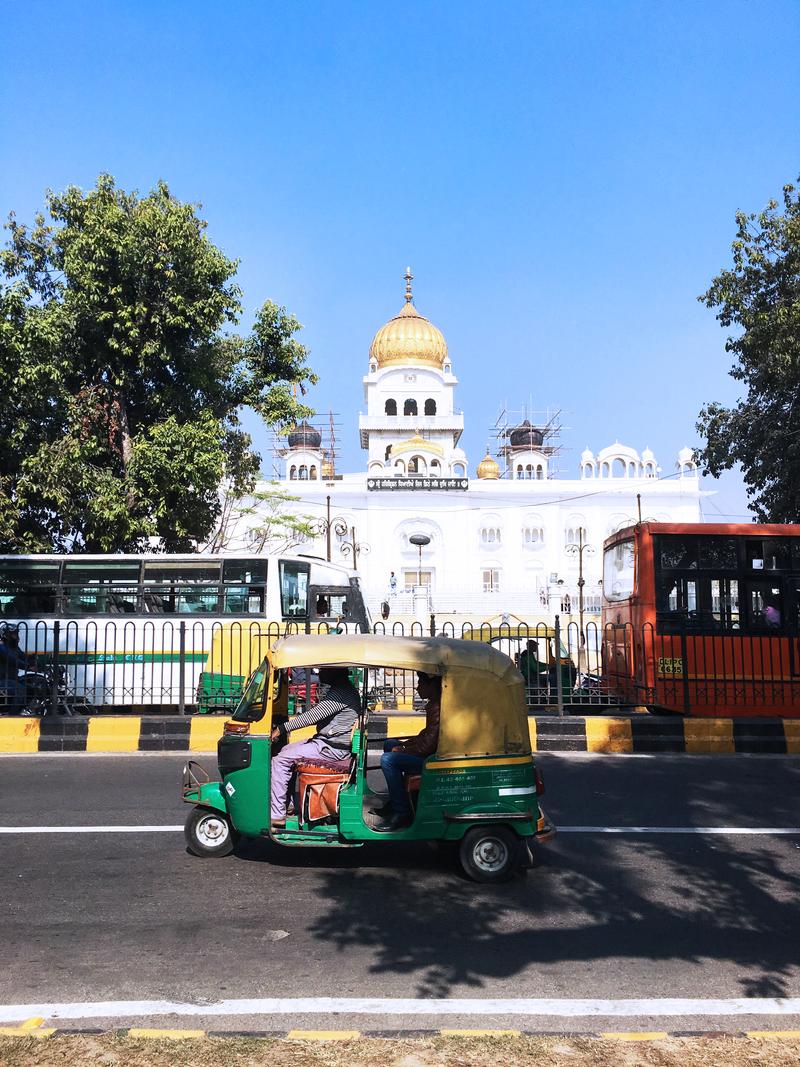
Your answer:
[409,533,431,587]
[565,528,596,652]
[339,525,370,571]
[313,497,349,562]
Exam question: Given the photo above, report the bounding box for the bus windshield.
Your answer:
[603,539,635,602]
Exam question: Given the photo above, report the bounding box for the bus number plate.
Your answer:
[658,657,683,676]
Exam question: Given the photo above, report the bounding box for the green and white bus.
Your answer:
[0,553,370,712]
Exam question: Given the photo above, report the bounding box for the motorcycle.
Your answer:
[17,664,93,717]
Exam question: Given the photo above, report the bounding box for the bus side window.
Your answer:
[279,560,310,618]
[656,576,698,632]
[711,578,739,630]
[746,582,783,631]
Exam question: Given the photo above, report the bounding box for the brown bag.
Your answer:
[296,761,351,824]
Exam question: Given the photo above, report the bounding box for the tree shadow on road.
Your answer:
[244,757,800,998]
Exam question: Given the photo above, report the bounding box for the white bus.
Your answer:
[0,553,370,712]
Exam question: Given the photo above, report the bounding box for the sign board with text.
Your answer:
[367,477,469,492]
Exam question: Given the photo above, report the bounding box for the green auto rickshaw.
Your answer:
[182,633,555,882]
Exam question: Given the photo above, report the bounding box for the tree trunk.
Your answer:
[115,391,136,510]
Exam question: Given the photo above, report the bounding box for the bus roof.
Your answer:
[604,521,800,547]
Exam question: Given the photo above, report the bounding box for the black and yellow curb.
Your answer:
[2,1023,800,1041]
[1,712,799,755]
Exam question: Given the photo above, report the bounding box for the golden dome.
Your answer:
[321,454,334,478]
[369,268,448,370]
[477,451,500,479]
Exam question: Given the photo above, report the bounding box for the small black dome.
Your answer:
[509,419,544,448]
[287,420,321,449]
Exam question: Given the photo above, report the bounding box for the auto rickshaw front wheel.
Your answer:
[184,807,236,858]
[459,825,521,883]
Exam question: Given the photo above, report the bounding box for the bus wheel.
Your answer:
[185,807,235,857]
[459,825,520,883]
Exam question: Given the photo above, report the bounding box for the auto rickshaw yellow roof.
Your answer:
[271,633,530,759]
[271,632,520,684]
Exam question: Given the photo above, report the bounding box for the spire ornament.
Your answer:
[404,266,414,303]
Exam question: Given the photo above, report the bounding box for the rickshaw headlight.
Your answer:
[224,721,250,736]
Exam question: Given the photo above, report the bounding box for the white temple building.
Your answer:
[237,270,704,624]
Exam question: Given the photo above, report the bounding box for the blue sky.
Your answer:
[3,0,799,518]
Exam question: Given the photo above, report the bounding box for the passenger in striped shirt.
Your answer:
[270,666,360,823]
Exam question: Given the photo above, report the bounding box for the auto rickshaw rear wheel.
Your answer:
[185,807,236,858]
[459,825,521,883]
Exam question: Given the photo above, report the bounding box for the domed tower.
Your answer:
[501,418,549,480]
[360,268,465,476]
[283,419,324,481]
[477,450,500,480]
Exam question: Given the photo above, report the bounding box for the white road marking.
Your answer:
[2,997,800,1023]
[558,827,800,835]
[1,824,800,835]
[0,826,184,834]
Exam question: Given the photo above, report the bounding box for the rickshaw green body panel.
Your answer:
[184,780,227,815]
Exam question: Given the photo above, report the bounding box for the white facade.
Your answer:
[242,275,705,623]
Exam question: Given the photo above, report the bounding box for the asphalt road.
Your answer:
[1,751,799,1033]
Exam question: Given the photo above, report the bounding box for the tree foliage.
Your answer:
[697,179,800,521]
[0,174,316,551]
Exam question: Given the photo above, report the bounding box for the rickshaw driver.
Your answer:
[375,671,441,832]
[269,666,360,825]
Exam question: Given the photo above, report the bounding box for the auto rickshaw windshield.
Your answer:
[232,659,269,722]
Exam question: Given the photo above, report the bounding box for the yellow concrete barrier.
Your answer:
[86,717,141,753]
[784,721,800,754]
[386,714,426,738]
[189,717,226,751]
[585,717,633,753]
[0,718,40,753]
[683,718,735,754]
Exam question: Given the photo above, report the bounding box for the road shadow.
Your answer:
[285,757,800,997]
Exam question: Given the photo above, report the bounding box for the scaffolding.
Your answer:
[490,404,568,478]
[270,411,344,481]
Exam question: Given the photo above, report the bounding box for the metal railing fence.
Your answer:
[2,616,798,717]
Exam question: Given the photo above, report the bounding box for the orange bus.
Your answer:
[601,522,800,716]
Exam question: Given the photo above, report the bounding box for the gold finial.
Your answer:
[404,266,413,303]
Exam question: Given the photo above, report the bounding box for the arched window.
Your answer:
[299,465,308,480]
[385,399,397,416]
[385,446,392,461]
[404,399,418,416]
[289,465,297,480]
[424,398,436,415]
[516,465,524,479]
[452,463,466,476]
[536,464,544,479]
[395,459,405,474]
[309,465,317,480]
[480,526,501,545]
[523,526,544,546]
[612,458,626,478]
[430,459,440,471]
[525,464,534,479]
[565,525,588,547]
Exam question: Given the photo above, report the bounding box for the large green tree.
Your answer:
[697,179,800,521]
[0,175,315,551]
